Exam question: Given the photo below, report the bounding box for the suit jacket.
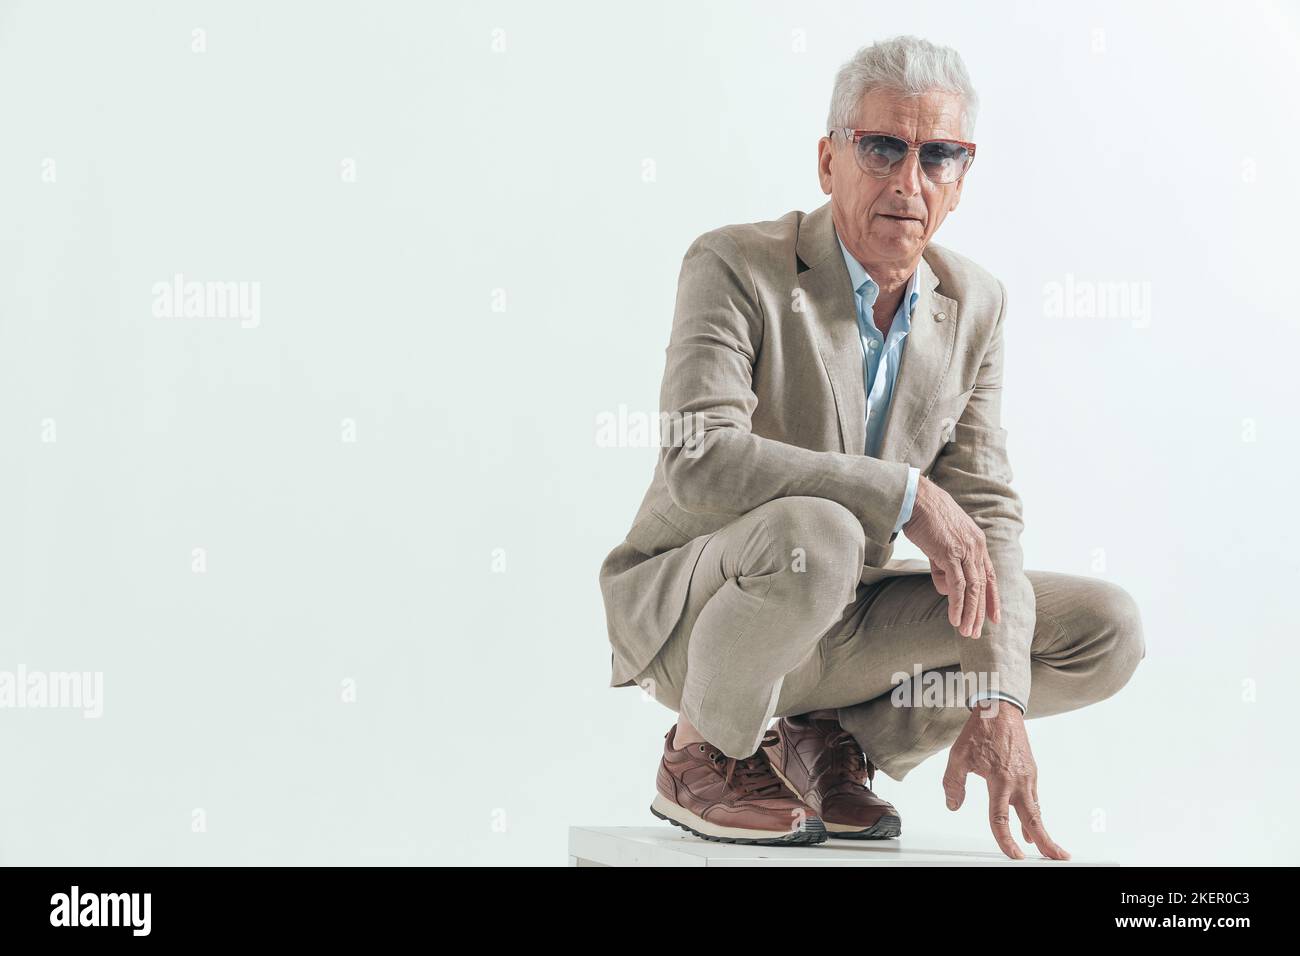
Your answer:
[598,200,1034,707]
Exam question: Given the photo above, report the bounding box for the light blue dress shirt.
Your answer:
[838,233,1026,714]
[836,233,921,534]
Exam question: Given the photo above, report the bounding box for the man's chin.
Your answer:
[866,235,926,261]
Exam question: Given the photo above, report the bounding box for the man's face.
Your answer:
[818,89,969,269]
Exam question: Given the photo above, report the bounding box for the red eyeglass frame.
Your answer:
[829,128,977,182]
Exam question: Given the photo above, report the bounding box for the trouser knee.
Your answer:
[745,496,865,625]
[1068,580,1145,702]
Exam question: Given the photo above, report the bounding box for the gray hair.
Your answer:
[826,36,979,138]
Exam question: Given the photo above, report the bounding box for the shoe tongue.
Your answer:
[736,763,783,795]
[735,749,768,770]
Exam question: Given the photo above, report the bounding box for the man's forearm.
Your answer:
[662,427,913,546]
[930,439,1035,707]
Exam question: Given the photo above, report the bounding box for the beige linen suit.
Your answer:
[598,200,1144,778]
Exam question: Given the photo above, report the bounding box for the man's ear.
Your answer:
[817,136,834,195]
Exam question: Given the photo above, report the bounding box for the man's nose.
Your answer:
[888,150,923,196]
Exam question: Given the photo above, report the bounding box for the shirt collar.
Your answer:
[835,230,920,321]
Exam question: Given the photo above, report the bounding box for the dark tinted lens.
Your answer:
[856,134,908,171]
[918,141,970,183]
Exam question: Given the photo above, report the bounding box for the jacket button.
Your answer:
[934,311,947,322]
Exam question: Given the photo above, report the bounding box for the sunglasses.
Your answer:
[830,128,976,185]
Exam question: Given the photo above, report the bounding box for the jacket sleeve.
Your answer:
[925,279,1034,707]
[658,232,911,545]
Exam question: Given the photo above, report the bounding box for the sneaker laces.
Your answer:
[825,727,876,788]
[706,731,787,799]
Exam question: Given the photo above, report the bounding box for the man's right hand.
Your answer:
[903,475,1001,639]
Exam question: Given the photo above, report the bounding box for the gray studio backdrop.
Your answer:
[1,0,1296,865]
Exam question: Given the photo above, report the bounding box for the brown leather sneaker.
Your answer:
[651,725,827,845]
[769,715,902,839]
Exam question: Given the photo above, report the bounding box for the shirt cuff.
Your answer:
[893,466,920,534]
[968,690,1026,714]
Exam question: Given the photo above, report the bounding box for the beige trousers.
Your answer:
[634,496,1146,780]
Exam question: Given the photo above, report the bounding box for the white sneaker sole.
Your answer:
[649,793,827,845]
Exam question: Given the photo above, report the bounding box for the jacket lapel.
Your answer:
[876,258,959,465]
[795,200,960,465]
[796,202,868,456]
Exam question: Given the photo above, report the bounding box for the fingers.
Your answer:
[945,557,966,631]
[936,514,996,638]
[985,558,1001,625]
[959,552,984,638]
[931,565,950,596]
[988,787,1025,860]
[1012,795,1071,861]
[941,752,968,811]
[968,555,987,639]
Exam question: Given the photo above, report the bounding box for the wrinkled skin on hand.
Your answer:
[903,476,1000,639]
[942,700,1070,861]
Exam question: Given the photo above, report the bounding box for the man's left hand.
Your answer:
[941,700,1071,861]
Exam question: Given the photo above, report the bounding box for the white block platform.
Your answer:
[569,826,1117,867]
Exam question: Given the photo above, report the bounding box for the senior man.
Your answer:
[597,35,1144,859]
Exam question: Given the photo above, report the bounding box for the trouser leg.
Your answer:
[774,569,1146,781]
[634,496,867,758]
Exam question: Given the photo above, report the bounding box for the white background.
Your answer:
[1,0,1296,865]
